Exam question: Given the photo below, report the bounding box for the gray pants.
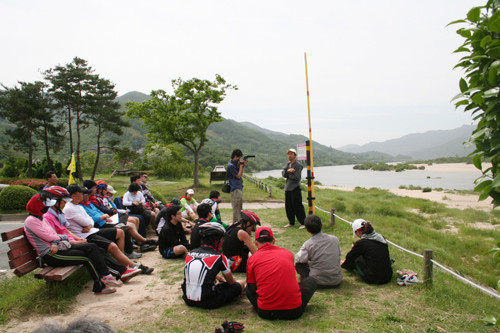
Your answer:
[231,189,243,222]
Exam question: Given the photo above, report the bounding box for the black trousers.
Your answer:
[246,276,317,320]
[285,187,306,225]
[42,243,108,292]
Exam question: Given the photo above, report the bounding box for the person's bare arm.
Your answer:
[222,271,237,285]
[238,230,257,254]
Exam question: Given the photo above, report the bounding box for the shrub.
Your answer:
[422,187,432,193]
[0,178,46,191]
[434,188,443,192]
[351,201,366,216]
[150,189,166,205]
[398,185,408,189]
[0,185,38,212]
[57,178,69,187]
[332,199,346,213]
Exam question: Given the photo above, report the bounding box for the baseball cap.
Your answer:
[255,226,274,241]
[187,189,194,195]
[171,198,181,205]
[67,184,87,195]
[287,148,297,155]
[352,219,366,237]
[106,185,117,194]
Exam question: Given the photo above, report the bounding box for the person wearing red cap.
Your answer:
[282,148,306,230]
[246,226,317,320]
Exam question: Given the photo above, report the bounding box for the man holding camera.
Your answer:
[227,149,247,222]
[283,148,307,229]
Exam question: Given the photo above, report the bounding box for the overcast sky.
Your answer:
[0,0,485,148]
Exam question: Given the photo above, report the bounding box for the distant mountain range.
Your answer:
[337,125,475,159]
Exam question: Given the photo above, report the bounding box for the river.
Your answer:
[252,163,484,190]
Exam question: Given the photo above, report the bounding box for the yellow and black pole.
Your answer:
[304,52,316,215]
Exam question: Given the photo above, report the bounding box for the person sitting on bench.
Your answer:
[24,193,119,294]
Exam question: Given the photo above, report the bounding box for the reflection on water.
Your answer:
[253,164,483,190]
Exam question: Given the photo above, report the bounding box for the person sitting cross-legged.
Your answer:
[246,226,317,320]
[158,204,189,259]
[189,203,213,251]
[295,214,342,288]
[182,222,245,309]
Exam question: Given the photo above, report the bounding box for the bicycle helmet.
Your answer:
[96,180,108,189]
[26,194,50,216]
[199,222,226,238]
[241,210,260,226]
[41,186,71,205]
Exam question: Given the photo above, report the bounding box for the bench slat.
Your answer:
[44,265,82,281]
[34,266,56,279]
[7,244,34,261]
[9,251,37,269]
[14,260,40,278]
[7,237,33,252]
[1,227,25,242]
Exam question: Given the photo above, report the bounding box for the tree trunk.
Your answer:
[76,113,83,182]
[193,150,200,187]
[43,124,53,171]
[27,134,33,178]
[91,124,102,180]
[68,106,73,154]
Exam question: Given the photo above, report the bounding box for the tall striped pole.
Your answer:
[304,53,316,215]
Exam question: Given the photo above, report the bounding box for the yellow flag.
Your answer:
[67,153,77,185]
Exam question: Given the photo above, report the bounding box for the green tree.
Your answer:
[113,147,139,168]
[44,57,99,182]
[450,1,500,206]
[126,74,237,187]
[87,77,130,180]
[0,81,50,178]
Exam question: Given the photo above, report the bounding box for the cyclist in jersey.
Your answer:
[182,223,245,309]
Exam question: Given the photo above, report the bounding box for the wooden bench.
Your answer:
[210,165,227,185]
[1,227,81,281]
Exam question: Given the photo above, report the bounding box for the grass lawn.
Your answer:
[1,173,500,332]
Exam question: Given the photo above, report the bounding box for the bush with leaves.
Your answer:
[0,185,38,212]
[450,1,500,207]
[149,189,166,205]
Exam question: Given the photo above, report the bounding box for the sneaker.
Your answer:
[140,243,157,252]
[145,239,158,246]
[101,275,122,287]
[139,264,154,275]
[284,224,293,228]
[298,225,306,230]
[94,287,116,295]
[126,251,142,259]
[132,243,139,249]
[120,268,142,283]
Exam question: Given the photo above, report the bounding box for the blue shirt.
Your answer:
[79,203,106,228]
[227,159,243,192]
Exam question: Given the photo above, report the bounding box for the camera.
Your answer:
[240,155,255,164]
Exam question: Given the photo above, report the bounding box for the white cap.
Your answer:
[107,185,117,194]
[287,148,297,155]
[187,189,194,195]
[352,219,366,237]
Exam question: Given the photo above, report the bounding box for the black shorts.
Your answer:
[161,246,181,259]
[86,228,117,251]
[183,282,242,309]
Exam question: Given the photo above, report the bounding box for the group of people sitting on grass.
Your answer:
[30,171,392,318]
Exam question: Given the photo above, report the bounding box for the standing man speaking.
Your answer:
[227,149,247,222]
[283,148,306,229]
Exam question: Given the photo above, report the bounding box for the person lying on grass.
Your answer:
[24,192,119,295]
[341,219,393,285]
[295,214,343,288]
[158,204,190,259]
[182,222,245,309]
[63,184,152,275]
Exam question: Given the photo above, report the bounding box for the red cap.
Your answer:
[26,194,48,216]
[255,226,274,240]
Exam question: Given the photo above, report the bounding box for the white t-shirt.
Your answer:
[123,191,146,206]
[63,202,99,239]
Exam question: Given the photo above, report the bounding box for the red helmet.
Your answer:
[26,194,49,216]
[241,210,260,226]
[41,186,70,200]
[96,180,108,189]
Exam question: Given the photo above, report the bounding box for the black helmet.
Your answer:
[199,222,226,237]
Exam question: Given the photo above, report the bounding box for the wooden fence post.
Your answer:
[423,249,433,286]
[269,186,272,197]
[330,208,336,227]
